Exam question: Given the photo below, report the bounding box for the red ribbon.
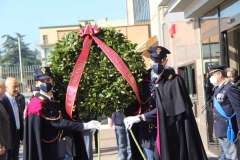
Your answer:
[66,25,141,118]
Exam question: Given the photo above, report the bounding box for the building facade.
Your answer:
[169,0,240,75]
[126,0,150,25]
[39,21,150,65]
[145,0,240,156]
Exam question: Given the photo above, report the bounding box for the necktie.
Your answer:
[11,98,20,130]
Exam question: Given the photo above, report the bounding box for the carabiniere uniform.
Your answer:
[24,92,88,160]
[38,93,65,158]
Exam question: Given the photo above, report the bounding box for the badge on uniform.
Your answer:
[216,92,226,102]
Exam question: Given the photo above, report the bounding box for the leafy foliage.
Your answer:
[50,28,146,119]
[0,33,41,65]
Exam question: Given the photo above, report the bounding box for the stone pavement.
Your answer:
[18,125,118,160]
[93,125,118,160]
[19,124,218,159]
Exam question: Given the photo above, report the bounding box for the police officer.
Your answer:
[226,67,240,89]
[23,67,101,160]
[209,64,240,160]
[124,46,173,159]
[124,46,207,160]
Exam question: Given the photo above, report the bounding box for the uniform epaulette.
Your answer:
[163,67,176,81]
[41,111,62,121]
[35,94,48,101]
[168,74,173,80]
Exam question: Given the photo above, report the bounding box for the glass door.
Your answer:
[226,25,240,73]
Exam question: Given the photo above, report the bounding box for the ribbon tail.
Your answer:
[65,36,93,118]
[92,36,141,114]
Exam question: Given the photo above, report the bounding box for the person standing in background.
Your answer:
[111,109,131,160]
[226,67,240,88]
[0,77,24,160]
[209,65,240,160]
[0,79,11,160]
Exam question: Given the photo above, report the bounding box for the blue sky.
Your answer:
[0,0,126,49]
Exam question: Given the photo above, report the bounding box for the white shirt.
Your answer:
[5,92,20,130]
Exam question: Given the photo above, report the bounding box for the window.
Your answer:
[133,0,150,24]
[226,25,240,73]
[43,35,48,45]
[44,48,52,62]
[177,64,196,96]
[202,43,220,59]
[200,9,221,66]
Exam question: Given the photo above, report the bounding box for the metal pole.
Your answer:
[17,35,23,84]
[98,130,101,160]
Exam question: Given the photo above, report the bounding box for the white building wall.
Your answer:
[149,0,161,41]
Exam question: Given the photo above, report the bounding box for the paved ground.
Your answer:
[18,125,118,160]
[19,125,219,159]
[93,125,118,160]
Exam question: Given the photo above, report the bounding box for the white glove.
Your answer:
[124,115,141,129]
[83,120,101,130]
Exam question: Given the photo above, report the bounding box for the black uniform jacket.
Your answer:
[143,68,208,160]
[213,81,240,138]
[23,93,88,160]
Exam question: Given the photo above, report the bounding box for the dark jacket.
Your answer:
[213,81,240,138]
[0,94,25,147]
[0,102,12,149]
[141,68,207,160]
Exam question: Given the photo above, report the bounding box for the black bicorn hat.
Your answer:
[148,46,171,62]
[208,64,226,75]
[34,67,52,81]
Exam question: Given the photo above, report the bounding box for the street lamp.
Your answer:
[17,33,23,84]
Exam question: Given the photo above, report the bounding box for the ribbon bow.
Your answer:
[80,24,99,37]
[65,24,141,118]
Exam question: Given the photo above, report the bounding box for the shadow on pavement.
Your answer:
[99,146,117,153]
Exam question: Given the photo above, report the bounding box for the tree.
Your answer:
[50,28,147,119]
[0,33,41,65]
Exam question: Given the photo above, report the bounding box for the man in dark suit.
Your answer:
[1,77,25,160]
[0,79,12,160]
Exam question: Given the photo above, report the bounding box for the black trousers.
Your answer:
[7,130,20,160]
[0,153,7,160]
[7,142,20,160]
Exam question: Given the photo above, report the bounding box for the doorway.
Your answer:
[224,25,240,73]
